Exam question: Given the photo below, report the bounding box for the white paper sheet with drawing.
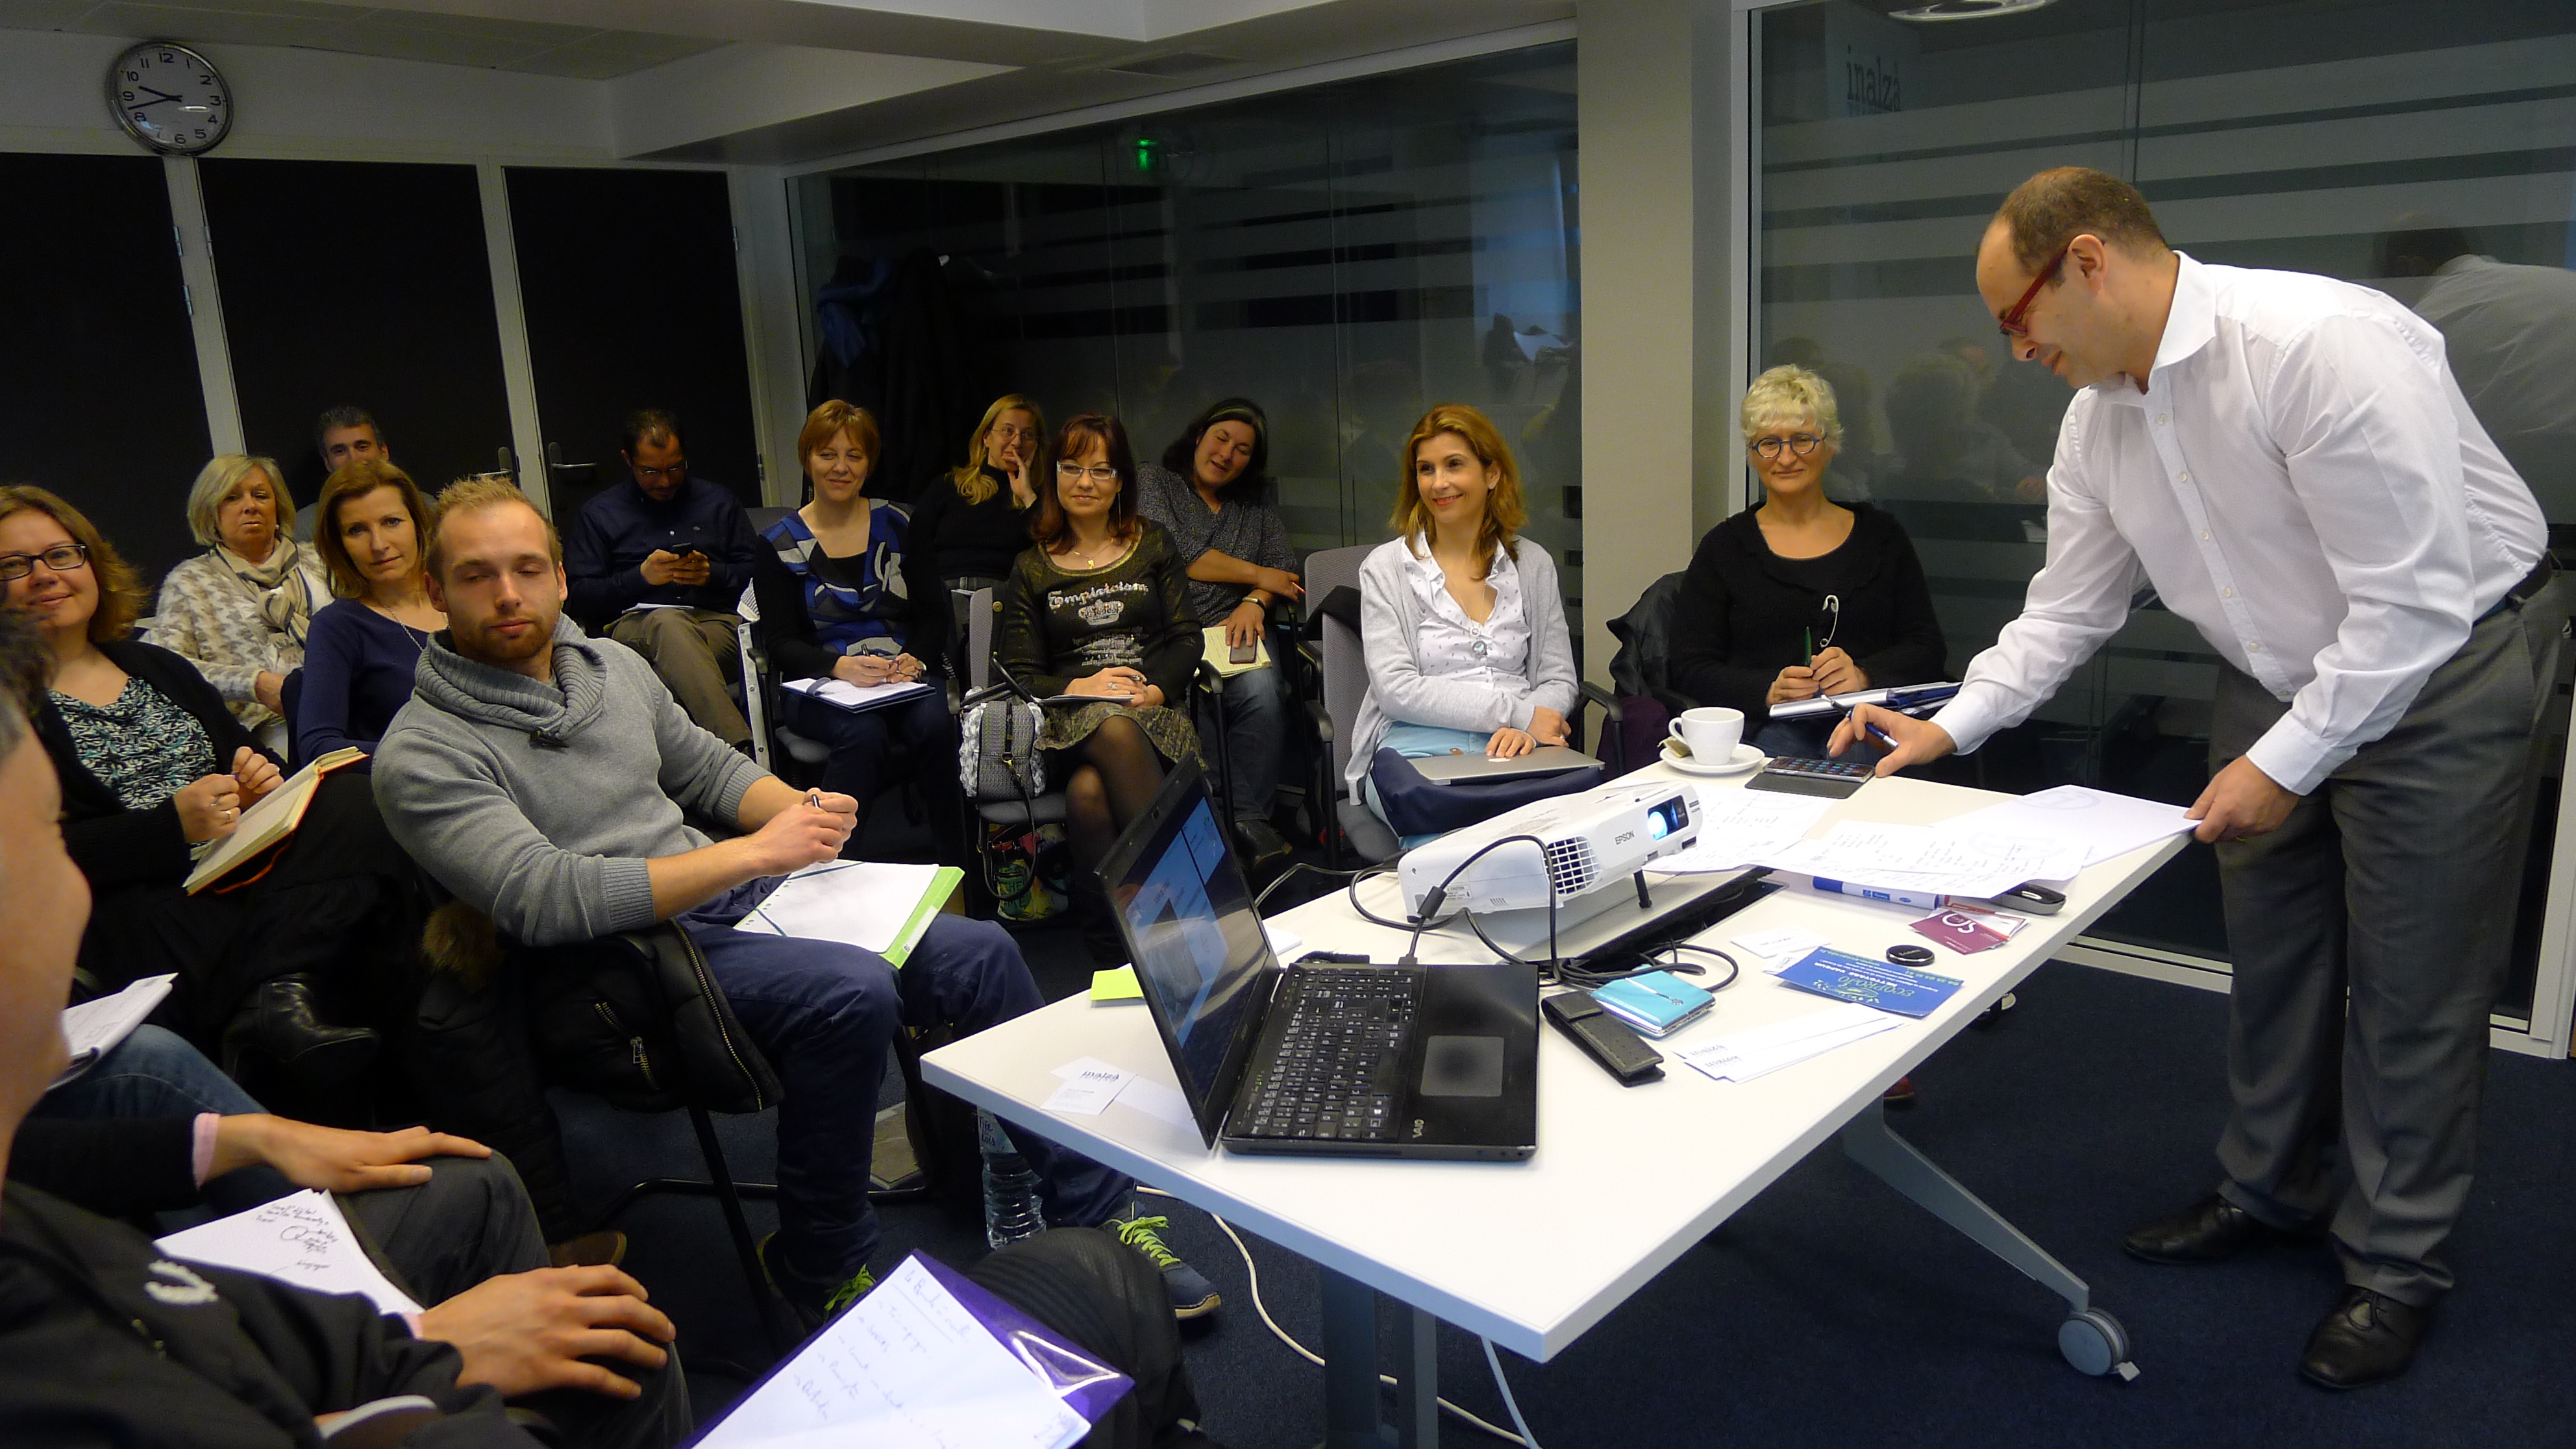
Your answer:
[155,1191,424,1315]
[1759,821,2089,900]
[1933,784,2197,869]
[1644,793,1833,874]
[693,1256,1088,1449]
[1672,1004,1901,1083]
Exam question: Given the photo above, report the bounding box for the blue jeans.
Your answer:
[681,911,1133,1299]
[33,1024,292,1216]
[1196,630,1291,824]
[779,684,961,848]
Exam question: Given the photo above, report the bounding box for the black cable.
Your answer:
[1399,834,1556,971]
[1253,860,1365,915]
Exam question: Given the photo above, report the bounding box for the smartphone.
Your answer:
[1229,642,1257,665]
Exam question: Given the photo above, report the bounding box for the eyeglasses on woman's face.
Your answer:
[0,542,90,582]
[1055,462,1120,483]
[1750,433,1825,461]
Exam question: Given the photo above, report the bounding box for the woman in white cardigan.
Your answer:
[151,454,331,755]
[1348,403,1579,827]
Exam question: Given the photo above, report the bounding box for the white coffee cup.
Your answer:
[1667,706,1744,761]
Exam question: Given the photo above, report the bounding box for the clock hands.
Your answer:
[132,84,181,106]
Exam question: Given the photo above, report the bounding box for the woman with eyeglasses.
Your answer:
[904,393,1046,676]
[995,414,1202,963]
[1668,364,1948,758]
[150,455,332,756]
[0,485,424,1087]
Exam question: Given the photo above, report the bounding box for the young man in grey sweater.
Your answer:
[372,482,1213,1322]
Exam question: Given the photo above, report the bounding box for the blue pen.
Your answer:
[1811,876,1946,910]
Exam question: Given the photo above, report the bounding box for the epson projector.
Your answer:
[1398,780,1704,948]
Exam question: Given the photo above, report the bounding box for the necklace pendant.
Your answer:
[1470,638,1489,659]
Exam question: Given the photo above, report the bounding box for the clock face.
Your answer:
[107,43,232,156]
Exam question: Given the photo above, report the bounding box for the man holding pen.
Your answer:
[1836,167,2550,1389]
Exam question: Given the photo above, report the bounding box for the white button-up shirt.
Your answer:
[1935,253,2545,794]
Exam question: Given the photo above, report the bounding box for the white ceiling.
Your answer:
[0,0,1575,162]
[0,0,725,79]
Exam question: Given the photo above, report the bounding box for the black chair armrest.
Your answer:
[1579,680,1626,772]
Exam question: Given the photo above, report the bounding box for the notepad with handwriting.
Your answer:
[184,747,368,893]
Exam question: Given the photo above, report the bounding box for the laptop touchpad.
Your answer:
[1420,1035,1505,1097]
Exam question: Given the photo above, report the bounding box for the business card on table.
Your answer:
[1776,947,1964,1018]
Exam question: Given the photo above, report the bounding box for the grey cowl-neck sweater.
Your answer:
[373,615,765,946]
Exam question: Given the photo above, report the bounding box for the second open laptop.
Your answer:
[1097,758,1537,1161]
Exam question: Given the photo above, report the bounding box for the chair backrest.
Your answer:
[1302,544,1374,621]
[734,582,772,771]
[965,587,996,693]
[1319,611,1370,787]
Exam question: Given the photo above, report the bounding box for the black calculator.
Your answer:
[1746,755,1874,799]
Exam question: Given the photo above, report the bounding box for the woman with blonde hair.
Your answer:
[1345,404,1579,832]
[294,458,443,763]
[903,393,1046,673]
[1668,364,1945,757]
[153,454,332,754]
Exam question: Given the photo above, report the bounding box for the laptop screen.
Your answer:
[1099,763,1274,1132]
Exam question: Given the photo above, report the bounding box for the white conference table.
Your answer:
[924,760,2188,1447]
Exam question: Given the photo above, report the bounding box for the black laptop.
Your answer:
[1098,759,1539,1161]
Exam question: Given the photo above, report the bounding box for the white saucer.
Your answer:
[1661,741,1764,777]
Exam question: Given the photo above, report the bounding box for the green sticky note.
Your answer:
[1090,965,1143,1002]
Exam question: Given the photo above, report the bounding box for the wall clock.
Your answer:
[108,42,232,156]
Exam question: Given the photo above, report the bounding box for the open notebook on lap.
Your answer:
[1098,760,1537,1161]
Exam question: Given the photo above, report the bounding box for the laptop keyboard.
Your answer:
[1235,968,1420,1143]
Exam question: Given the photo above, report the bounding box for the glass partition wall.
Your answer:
[1747,0,2576,1049]
[791,43,1585,641]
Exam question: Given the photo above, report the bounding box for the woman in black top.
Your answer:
[1668,365,1946,757]
[997,414,1202,961]
[755,401,963,862]
[0,486,422,1084]
[903,393,1044,676]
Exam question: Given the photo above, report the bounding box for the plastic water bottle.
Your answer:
[978,1109,1047,1250]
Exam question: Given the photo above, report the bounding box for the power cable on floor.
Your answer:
[1137,1187,1530,1445]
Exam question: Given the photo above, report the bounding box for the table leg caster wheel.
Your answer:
[2059,1308,2139,1380]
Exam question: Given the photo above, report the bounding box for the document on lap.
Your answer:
[156,1191,424,1316]
[692,1253,1128,1449]
[51,972,177,1089]
[784,676,936,713]
[734,861,962,967]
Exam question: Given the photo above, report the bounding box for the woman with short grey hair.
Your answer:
[153,454,332,754]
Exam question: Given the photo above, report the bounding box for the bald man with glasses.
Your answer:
[1839,167,2552,1389]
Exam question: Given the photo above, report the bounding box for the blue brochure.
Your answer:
[1776,947,1964,1018]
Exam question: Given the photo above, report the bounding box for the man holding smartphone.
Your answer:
[1838,167,2549,1389]
[565,408,763,750]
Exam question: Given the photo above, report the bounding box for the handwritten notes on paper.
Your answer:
[695,1256,1089,1449]
[156,1191,423,1316]
[1645,793,1834,875]
[1932,784,2198,869]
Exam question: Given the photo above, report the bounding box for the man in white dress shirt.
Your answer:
[1840,167,2552,1389]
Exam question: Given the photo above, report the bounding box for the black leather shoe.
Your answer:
[1233,818,1292,868]
[2300,1287,2431,1389]
[224,975,378,1084]
[2120,1193,2308,1265]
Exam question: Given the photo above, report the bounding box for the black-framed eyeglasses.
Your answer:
[1055,462,1120,482]
[0,542,90,582]
[1750,433,1825,460]
[1998,241,2073,338]
[633,459,688,483]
